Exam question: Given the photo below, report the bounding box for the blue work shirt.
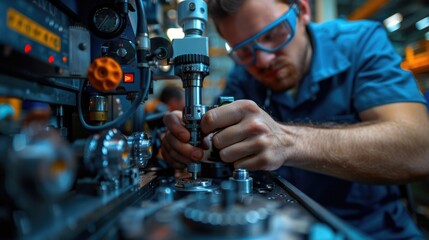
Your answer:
[222,20,426,239]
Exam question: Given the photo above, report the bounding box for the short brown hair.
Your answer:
[207,0,297,35]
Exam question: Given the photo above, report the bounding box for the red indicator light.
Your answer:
[62,56,67,63]
[48,55,54,64]
[124,73,134,83]
[24,44,32,54]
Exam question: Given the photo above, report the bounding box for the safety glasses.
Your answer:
[228,4,299,66]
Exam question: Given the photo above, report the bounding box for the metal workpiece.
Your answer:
[187,162,201,180]
[127,131,152,168]
[220,180,236,209]
[230,169,253,194]
[233,168,250,179]
[175,177,215,192]
[175,163,218,193]
[176,179,198,190]
[77,128,130,181]
[6,127,76,209]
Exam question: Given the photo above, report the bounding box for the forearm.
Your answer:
[284,120,429,184]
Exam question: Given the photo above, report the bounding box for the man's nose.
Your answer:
[254,50,275,68]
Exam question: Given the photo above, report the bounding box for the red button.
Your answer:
[48,55,54,64]
[124,73,134,83]
[24,44,32,54]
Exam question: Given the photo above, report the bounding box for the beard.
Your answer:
[250,42,312,92]
[252,58,302,92]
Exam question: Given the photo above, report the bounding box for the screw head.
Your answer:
[189,2,196,11]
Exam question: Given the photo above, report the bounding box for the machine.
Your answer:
[0,0,368,239]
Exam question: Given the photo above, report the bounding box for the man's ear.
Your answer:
[298,0,311,24]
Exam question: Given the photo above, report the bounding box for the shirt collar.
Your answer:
[271,22,352,108]
[306,22,351,82]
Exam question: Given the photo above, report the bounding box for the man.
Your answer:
[161,0,429,238]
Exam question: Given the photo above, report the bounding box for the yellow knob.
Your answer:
[87,57,123,91]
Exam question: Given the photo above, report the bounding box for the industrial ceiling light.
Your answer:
[225,42,231,52]
[166,27,185,40]
[416,17,429,30]
[383,13,403,32]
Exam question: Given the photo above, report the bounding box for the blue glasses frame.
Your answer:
[228,4,299,66]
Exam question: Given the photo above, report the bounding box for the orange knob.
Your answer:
[87,57,123,92]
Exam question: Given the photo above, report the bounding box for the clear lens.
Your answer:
[229,21,293,65]
[231,43,254,65]
[256,22,292,50]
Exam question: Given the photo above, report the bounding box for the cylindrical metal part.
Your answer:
[184,77,202,106]
[188,163,201,180]
[220,180,236,209]
[186,121,202,147]
[233,168,249,179]
[156,186,174,203]
[174,1,210,175]
[177,0,207,36]
[77,128,130,181]
[127,132,152,168]
[174,55,209,147]
[89,95,108,121]
[230,169,253,194]
[89,95,108,111]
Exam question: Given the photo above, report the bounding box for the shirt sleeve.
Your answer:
[352,21,426,112]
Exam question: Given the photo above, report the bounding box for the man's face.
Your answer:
[218,0,312,92]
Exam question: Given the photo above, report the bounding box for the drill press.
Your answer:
[172,0,212,191]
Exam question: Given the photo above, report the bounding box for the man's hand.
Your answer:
[161,100,294,171]
[161,110,206,169]
[201,100,295,171]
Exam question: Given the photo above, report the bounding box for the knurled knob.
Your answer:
[174,54,210,66]
[87,57,123,92]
